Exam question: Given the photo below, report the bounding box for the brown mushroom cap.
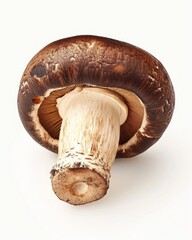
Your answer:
[18,35,175,158]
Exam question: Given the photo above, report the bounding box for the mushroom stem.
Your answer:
[51,87,128,205]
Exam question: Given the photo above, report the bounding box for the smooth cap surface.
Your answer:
[18,35,175,158]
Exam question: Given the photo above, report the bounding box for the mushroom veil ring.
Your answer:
[18,35,175,205]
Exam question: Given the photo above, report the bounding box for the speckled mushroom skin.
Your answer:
[18,35,175,158]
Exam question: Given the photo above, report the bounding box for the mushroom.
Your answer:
[18,35,175,205]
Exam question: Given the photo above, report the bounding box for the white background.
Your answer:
[0,0,190,239]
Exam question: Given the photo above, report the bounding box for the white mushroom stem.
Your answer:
[51,87,128,205]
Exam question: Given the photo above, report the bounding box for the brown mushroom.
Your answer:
[18,35,175,205]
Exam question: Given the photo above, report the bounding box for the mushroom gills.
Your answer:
[51,87,128,205]
[37,86,145,146]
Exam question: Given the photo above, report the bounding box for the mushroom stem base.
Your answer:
[51,167,108,205]
[51,87,128,205]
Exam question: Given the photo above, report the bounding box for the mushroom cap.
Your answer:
[18,35,175,158]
